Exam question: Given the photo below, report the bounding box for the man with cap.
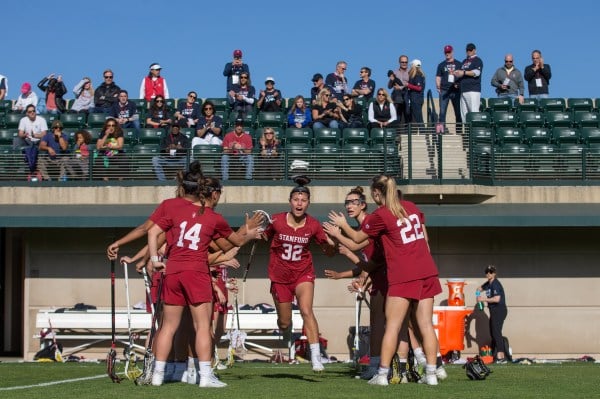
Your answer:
[152,123,191,181]
[454,43,484,124]
[435,45,463,132]
[310,73,326,106]
[257,77,283,113]
[223,49,250,93]
[140,62,169,102]
[38,119,69,181]
[12,82,39,113]
[221,118,253,180]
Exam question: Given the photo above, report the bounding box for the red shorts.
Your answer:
[387,275,442,300]
[212,273,229,314]
[270,273,315,303]
[162,270,212,306]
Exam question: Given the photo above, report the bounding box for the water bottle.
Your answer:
[475,289,484,310]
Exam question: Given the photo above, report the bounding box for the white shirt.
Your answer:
[18,116,48,142]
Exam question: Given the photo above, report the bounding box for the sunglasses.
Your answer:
[106,123,117,127]
[240,76,248,79]
[400,61,408,64]
[104,75,113,79]
[204,107,213,110]
[377,93,385,96]
[155,100,164,103]
[26,110,36,114]
[343,98,351,101]
[189,94,197,99]
[265,131,274,134]
[53,126,63,130]
[505,60,513,63]
[344,199,362,206]
[323,94,330,97]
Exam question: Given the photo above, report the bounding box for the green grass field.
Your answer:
[0,361,598,399]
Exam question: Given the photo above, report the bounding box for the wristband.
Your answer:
[150,255,160,262]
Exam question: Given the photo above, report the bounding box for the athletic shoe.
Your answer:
[199,373,227,388]
[418,372,438,386]
[435,366,448,380]
[312,362,325,373]
[181,369,197,384]
[496,358,508,364]
[368,373,389,386]
[389,354,401,384]
[216,362,228,370]
[151,370,164,386]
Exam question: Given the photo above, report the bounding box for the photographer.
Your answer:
[387,55,410,125]
[37,73,67,114]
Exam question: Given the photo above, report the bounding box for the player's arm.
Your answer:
[107,219,154,260]
[147,224,166,271]
[323,222,369,251]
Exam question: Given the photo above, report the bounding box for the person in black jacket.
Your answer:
[37,74,67,114]
[477,265,509,364]
[152,123,190,181]
[524,49,552,99]
[93,69,121,113]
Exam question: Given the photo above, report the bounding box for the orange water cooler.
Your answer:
[432,306,472,356]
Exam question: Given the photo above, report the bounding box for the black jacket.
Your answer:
[94,82,121,109]
[37,77,67,113]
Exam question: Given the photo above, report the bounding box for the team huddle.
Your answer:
[106,164,446,388]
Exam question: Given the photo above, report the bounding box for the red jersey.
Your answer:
[361,200,438,285]
[264,212,329,283]
[359,232,387,292]
[153,198,233,275]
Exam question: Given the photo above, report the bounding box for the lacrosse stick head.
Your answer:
[106,348,122,383]
[124,349,142,381]
[135,350,155,385]
[253,209,272,232]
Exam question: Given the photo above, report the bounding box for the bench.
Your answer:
[35,308,303,357]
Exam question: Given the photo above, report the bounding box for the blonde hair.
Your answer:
[409,65,425,79]
[376,88,393,103]
[370,175,407,219]
[315,88,331,107]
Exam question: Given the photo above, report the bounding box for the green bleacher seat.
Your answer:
[492,111,518,127]
[0,128,18,145]
[342,127,368,144]
[515,98,538,113]
[164,98,176,109]
[204,98,229,111]
[342,143,371,174]
[471,127,494,143]
[472,143,492,174]
[40,114,59,127]
[60,113,86,129]
[479,98,487,112]
[0,99,13,113]
[313,128,340,144]
[487,98,513,112]
[580,127,600,144]
[518,111,545,128]
[495,127,524,145]
[315,143,340,172]
[5,113,22,128]
[573,112,599,128]
[256,112,285,128]
[130,144,159,178]
[528,143,559,172]
[177,97,202,108]
[567,98,593,113]
[192,144,222,174]
[497,143,529,172]
[524,127,550,145]
[545,111,573,128]
[287,143,312,172]
[466,112,491,127]
[369,128,396,144]
[558,143,585,173]
[539,98,566,112]
[551,127,580,144]
[285,127,313,144]
[138,128,165,144]
[227,111,255,128]
[122,128,139,147]
[180,128,195,140]
[87,113,108,128]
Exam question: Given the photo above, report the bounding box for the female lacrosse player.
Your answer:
[148,167,260,388]
[262,176,336,372]
[330,175,442,386]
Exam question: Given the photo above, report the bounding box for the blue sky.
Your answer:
[2,1,598,103]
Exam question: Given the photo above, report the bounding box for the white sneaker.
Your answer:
[368,373,389,386]
[418,372,438,386]
[151,370,164,386]
[435,366,448,380]
[181,369,197,384]
[312,362,325,373]
[199,373,227,388]
[216,362,228,370]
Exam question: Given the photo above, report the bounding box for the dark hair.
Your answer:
[202,100,215,115]
[25,104,36,114]
[485,265,497,274]
[119,89,128,96]
[176,161,203,197]
[289,175,311,200]
[197,175,223,214]
[75,130,92,145]
[103,117,123,137]
[361,66,371,76]
[347,186,367,211]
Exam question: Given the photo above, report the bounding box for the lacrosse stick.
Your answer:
[242,209,272,283]
[352,292,362,370]
[123,262,142,381]
[136,269,163,385]
[46,314,64,363]
[107,259,122,383]
[226,293,247,367]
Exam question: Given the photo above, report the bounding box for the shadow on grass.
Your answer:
[262,373,323,382]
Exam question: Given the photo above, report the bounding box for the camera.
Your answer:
[387,70,403,87]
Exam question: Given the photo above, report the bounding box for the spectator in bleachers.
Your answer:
[312,88,340,129]
[38,120,69,180]
[139,63,169,102]
[491,54,525,103]
[310,73,325,106]
[110,90,140,133]
[60,129,92,179]
[287,95,312,128]
[173,91,201,128]
[152,123,190,181]
[524,50,552,99]
[37,74,67,114]
[407,59,425,124]
[70,77,95,114]
[0,73,7,100]
[145,96,173,129]
[193,100,224,146]
[435,45,462,132]
[337,95,364,129]
[95,117,127,181]
[455,43,484,123]
[93,69,120,113]
[257,77,283,112]
[228,72,255,120]
[221,118,253,180]
[258,127,281,179]
[388,55,410,126]
[367,89,399,130]
[12,82,39,113]
[351,66,376,100]
[13,104,47,148]
[326,61,349,101]
[223,49,250,93]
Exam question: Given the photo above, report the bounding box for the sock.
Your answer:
[154,360,166,373]
[199,361,212,377]
[414,347,426,365]
[377,366,389,375]
[425,364,436,374]
[310,343,321,364]
[187,357,196,370]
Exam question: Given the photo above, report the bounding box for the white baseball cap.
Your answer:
[265,76,275,83]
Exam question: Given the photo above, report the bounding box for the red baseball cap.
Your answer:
[233,49,243,58]
[444,45,453,53]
